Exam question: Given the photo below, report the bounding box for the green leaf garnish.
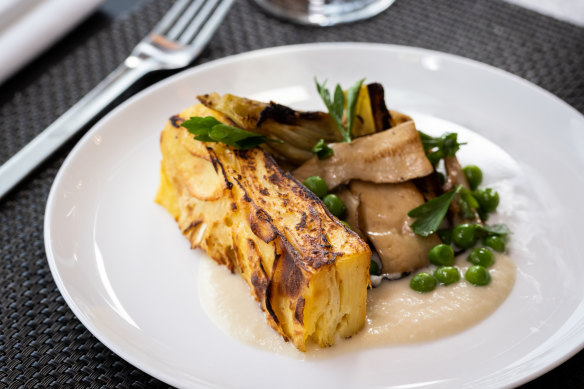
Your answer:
[418,131,465,166]
[346,78,365,139]
[475,223,511,237]
[181,116,283,150]
[312,139,334,159]
[332,85,345,124]
[315,78,346,142]
[408,186,462,236]
[315,77,365,143]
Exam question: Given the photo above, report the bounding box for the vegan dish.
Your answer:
[155,79,513,352]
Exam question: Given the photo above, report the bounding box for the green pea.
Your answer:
[467,247,495,267]
[303,176,328,198]
[369,260,380,275]
[452,223,477,249]
[474,188,499,213]
[460,188,480,209]
[428,244,455,266]
[323,194,346,218]
[433,266,460,285]
[437,229,452,245]
[463,165,483,190]
[410,272,437,293]
[483,235,506,252]
[465,265,491,286]
[459,199,476,220]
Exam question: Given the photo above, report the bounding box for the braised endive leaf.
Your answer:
[181,116,283,149]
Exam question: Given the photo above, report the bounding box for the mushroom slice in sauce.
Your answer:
[350,180,441,274]
[293,121,434,190]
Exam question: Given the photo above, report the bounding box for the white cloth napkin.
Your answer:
[504,0,584,27]
[0,0,104,85]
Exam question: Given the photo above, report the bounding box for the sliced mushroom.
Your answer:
[443,156,482,225]
[293,121,434,190]
[366,83,413,129]
[336,187,364,238]
[350,180,441,274]
[367,83,392,131]
[413,172,444,202]
[443,155,467,192]
[197,85,398,165]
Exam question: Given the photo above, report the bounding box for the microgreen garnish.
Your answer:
[418,131,465,166]
[408,186,462,236]
[315,77,365,143]
[312,139,334,159]
[181,116,283,150]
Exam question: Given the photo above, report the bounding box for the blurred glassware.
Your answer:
[252,0,395,26]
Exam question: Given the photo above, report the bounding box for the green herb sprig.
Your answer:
[408,186,462,236]
[418,131,465,166]
[181,116,283,150]
[315,78,365,143]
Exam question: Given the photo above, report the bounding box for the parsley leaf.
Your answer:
[418,131,465,166]
[312,139,334,159]
[181,116,283,150]
[315,77,365,143]
[408,186,462,236]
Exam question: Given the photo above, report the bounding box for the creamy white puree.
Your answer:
[198,253,515,359]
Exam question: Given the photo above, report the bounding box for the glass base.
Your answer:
[252,0,396,26]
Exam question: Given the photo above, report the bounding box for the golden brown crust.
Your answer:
[156,103,371,351]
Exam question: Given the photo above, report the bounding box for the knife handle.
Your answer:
[0,58,155,200]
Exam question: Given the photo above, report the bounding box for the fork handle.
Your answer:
[0,58,156,200]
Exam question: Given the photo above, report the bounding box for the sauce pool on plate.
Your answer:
[198,252,515,358]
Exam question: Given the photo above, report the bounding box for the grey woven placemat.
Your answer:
[1,0,583,387]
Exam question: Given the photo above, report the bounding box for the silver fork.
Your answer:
[0,0,234,200]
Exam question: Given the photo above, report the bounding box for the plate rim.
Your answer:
[44,42,584,389]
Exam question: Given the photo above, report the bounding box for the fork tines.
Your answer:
[152,0,233,46]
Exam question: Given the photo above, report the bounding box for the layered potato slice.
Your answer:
[155,103,371,351]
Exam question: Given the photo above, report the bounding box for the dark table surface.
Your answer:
[1,0,583,387]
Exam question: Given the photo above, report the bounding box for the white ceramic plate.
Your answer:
[45,43,584,388]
